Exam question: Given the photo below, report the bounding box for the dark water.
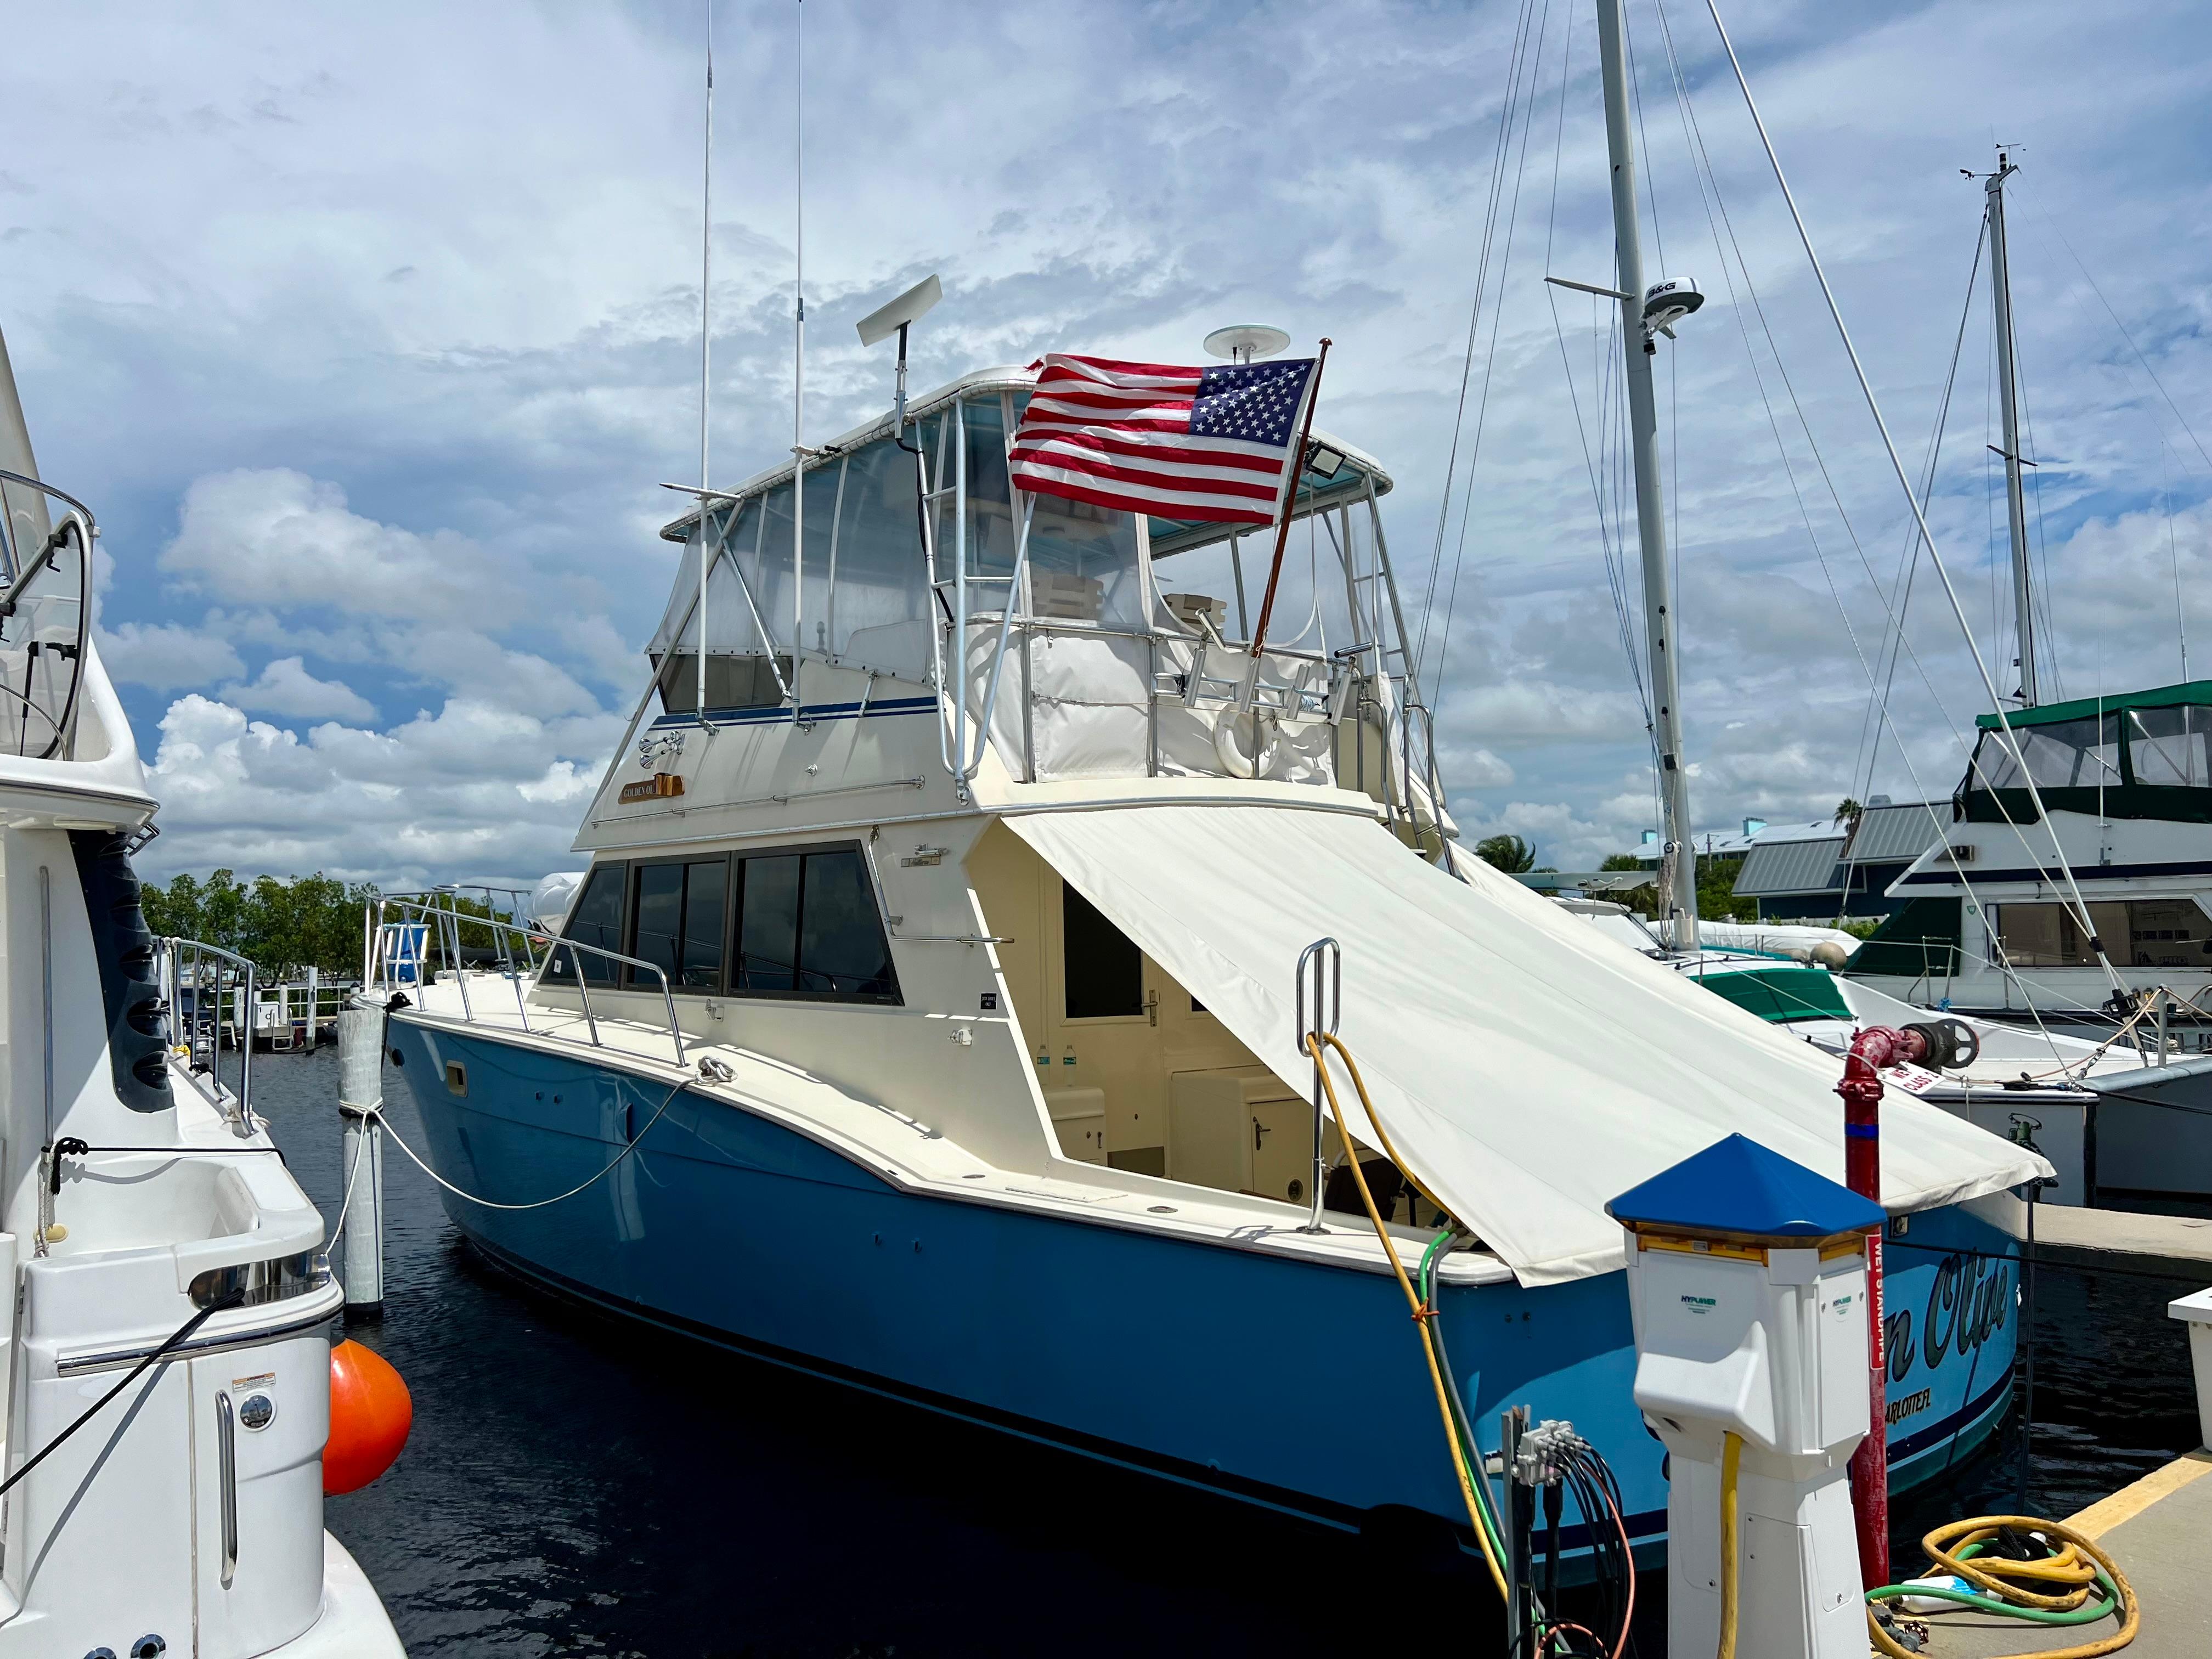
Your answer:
[253,1049,2201,1656]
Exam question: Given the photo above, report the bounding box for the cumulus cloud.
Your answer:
[218,654,376,722]
[98,620,245,690]
[161,469,500,618]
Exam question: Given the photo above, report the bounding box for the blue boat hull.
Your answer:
[389,1018,2021,1549]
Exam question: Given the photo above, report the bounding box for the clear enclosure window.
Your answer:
[2126,706,2212,788]
[1063,883,1142,1018]
[828,436,931,679]
[1967,715,2121,791]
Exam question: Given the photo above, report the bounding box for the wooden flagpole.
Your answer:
[1248,337,1331,658]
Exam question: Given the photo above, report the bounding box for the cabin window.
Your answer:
[547,862,628,986]
[732,845,900,1003]
[1965,715,2120,792]
[2125,705,2212,788]
[1993,899,2212,968]
[625,856,731,992]
[1063,883,1142,1018]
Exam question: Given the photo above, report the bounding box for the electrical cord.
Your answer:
[0,1286,246,1499]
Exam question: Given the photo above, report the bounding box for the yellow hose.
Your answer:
[1866,1515,2140,1659]
[1304,1032,1509,1604]
[1718,1430,1741,1659]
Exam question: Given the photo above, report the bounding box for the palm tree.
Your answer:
[1475,833,1537,874]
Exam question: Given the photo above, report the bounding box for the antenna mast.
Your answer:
[1985,151,2036,705]
[696,0,715,726]
[1595,0,1699,950]
[790,0,807,698]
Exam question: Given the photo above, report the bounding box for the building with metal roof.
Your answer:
[1726,799,1950,920]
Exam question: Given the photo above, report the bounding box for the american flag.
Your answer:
[1008,352,1318,525]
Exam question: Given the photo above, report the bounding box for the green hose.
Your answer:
[1869,1542,2125,1627]
[1418,1226,1510,1565]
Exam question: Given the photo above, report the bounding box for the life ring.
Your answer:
[1214,708,1279,778]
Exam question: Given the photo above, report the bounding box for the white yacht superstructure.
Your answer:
[0,330,402,1656]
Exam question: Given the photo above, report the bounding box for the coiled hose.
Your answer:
[1866,1516,2139,1657]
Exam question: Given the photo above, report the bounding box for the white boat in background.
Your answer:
[0,326,404,1656]
[1565,894,2212,1204]
[1847,684,2212,1033]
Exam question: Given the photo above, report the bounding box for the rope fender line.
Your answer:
[370,1076,691,1212]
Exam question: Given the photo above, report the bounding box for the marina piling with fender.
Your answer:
[338,995,387,1313]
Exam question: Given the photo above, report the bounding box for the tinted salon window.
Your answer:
[1063,883,1142,1018]
[549,862,627,987]
[626,857,731,992]
[738,855,802,992]
[732,845,899,1003]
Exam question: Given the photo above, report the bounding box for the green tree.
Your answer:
[139,870,381,977]
[1835,797,1863,823]
[1475,833,1537,874]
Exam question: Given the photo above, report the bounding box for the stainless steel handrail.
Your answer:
[368,894,688,1065]
[0,470,94,761]
[159,936,258,1135]
[216,1389,239,1588]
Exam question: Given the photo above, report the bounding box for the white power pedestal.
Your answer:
[1608,1133,1887,1659]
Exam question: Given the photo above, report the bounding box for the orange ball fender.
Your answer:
[325,1339,412,1495]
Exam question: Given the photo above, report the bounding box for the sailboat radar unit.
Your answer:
[1202,324,1291,364]
[1641,276,1705,339]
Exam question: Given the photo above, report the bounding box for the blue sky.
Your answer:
[6,0,2209,885]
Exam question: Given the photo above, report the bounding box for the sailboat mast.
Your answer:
[1985,153,2036,706]
[1595,0,1698,949]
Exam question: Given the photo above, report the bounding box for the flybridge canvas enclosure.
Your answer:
[1959,679,2212,824]
[646,369,1397,746]
[1007,804,2044,1285]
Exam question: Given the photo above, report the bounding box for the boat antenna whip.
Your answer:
[695,0,716,731]
[1703,0,2125,997]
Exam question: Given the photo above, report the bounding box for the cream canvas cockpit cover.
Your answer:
[1006,803,2044,1286]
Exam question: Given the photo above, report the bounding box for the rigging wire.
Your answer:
[2163,441,2192,680]
[1426,0,1558,716]
[1414,0,1543,696]
[1539,13,1654,738]
[1848,217,1987,817]
[2010,176,2212,476]
[1698,0,2132,1006]
[1646,3,2087,1031]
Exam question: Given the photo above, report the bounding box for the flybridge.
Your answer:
[1961,678,2212,823]
[629,359,1446,828]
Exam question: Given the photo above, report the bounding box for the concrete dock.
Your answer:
[1899,1448,2211,1656]
[2026,1203,2212,1279]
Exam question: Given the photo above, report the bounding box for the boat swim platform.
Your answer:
[1904,1449,2212,1656]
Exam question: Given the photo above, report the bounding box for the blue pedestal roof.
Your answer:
[1605,1132,1885,1240]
